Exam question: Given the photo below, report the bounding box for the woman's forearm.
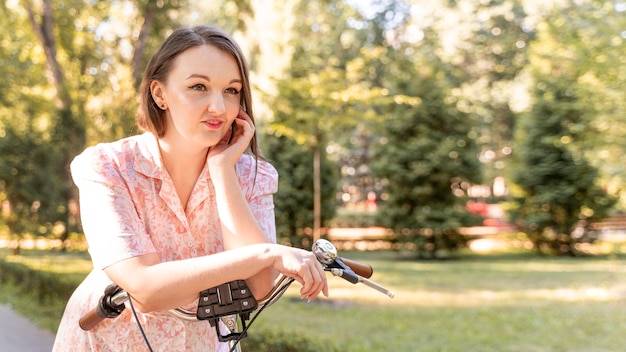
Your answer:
[104,243,276,313]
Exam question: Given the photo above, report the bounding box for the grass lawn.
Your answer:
[0,248,93,331]
[3,246,626,351]
[249,249,626,352]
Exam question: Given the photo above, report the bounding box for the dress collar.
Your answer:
[133,132,166,179]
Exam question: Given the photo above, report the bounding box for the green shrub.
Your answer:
[0,258,77,305]
[0,257,81,331]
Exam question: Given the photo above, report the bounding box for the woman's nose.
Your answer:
[207,92,226,113]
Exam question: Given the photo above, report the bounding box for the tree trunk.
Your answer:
[24,0,70,109]
[313,141,321,242]
[132,6,155,91]
[24,0,82,250]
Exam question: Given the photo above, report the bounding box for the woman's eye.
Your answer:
[190,84,206,91]
[225,87,240,95]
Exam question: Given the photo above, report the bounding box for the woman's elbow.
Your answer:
[248,268,277,301]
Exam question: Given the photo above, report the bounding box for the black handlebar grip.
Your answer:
[340,257,373,278]
[79,308,106,331]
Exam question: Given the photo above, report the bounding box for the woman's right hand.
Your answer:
[271,245,329,301]
[207,108,254,170]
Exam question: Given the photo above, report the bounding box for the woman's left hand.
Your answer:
[208,108,254,169]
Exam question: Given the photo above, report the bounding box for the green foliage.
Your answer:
[451,0,534,188]
[261,134,338,247]
[370,52,482,258]
[509,77,617,255]
[531,1,626,209]
[0,127,69,245]
[507,1,622,255]
[267,0,371,143]
[0,258,78,304]
[0,1,189,247]
[1,0,625,259]
[0,256,80,331]
[263,1,372,244]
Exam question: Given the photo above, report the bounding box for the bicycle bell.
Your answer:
[312,239,338,265]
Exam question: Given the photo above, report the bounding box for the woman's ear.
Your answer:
[150,81,167,109]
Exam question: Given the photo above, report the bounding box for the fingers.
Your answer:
[229,109,254,144]
[296,252,328,302]
[273,247,328,302]
[217,127,232,145]
[208,109,254,166]
[238,107,249,120]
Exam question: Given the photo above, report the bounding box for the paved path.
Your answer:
[0,305,55,351]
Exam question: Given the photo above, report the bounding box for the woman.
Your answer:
[53,25,328,351]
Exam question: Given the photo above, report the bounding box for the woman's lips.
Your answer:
[203,120,224,129]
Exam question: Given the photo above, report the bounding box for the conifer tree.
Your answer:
[510,78,616,255]
[371,55,482,258]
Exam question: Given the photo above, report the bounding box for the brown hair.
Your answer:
[137,25,258,157]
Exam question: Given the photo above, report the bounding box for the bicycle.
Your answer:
[79,239,395,352]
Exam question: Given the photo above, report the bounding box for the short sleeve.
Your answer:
[71,145,156,269]
[236,155,279,243]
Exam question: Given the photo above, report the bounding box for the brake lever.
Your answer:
[325,257,359,283]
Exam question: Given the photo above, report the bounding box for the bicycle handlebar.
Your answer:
[338,257,373,278]
[79,239,392,331]
[79,309,106,331]
[79,284,128,331]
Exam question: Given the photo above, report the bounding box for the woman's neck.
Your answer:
[157,138,208,209]
[159,138,207,171]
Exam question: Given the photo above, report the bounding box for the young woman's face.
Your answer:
[152,44,242,149]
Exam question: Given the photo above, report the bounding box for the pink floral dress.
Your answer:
[53,132,278,351]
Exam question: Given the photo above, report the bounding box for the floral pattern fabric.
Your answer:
[53,132,278,351]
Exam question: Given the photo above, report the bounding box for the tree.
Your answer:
[0,1,186,251]
[510,77,617,255]
[457,0,533,197]
[0,127,67,254]
[264,0,372,242]
[544,0,626,210]
[370,48,482,258]
[262,133,338,248]
[0,1,75,251]
[508,1,620,255]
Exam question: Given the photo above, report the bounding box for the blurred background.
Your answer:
[1,0,624,257]
[1,1,626,350]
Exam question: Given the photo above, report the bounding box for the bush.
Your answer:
[0,258,77,305]
[0,257,80,331]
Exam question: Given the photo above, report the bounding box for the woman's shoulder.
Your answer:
[236,154,278,179]
[236,154,279,196]
[81,133,151,156]
[71,133,156,180]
